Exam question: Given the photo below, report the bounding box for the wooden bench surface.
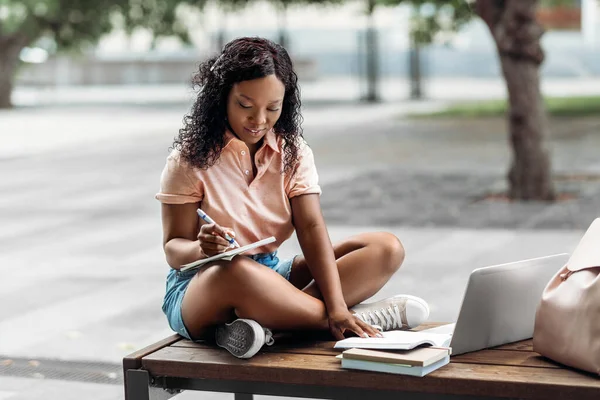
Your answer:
[124,323,600,400]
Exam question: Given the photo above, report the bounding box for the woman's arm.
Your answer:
[290,194,347,313]
[162,202,235,269]
[291,194,379,339]
[161,202,203,269]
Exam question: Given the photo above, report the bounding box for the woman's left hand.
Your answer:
[327,308,382,340]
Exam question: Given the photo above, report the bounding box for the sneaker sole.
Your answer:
[215,319,264,359]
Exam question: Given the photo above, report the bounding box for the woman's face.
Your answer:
[226,74,285,152]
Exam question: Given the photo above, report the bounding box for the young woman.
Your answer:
[157,37,429,359]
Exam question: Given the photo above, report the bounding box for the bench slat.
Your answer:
[173,328,533,354]
[173,339,338,356]
[490,339,534,352]
[172,322,448,355]
[123,334,183,399]
[172,339,547,366]
[451,349,559,369]
[141,346,600,400]
[164,342,559,368]
[123,334,182,371]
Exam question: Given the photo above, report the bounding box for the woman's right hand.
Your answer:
[197,223,236,257]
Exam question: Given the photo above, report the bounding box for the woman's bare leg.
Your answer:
[180,257,330,339]
[180,231,404,339]
[289,232,405,307]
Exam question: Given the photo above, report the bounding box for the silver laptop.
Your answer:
[424,253,569,355]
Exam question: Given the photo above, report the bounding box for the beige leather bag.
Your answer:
[533,218,600,375]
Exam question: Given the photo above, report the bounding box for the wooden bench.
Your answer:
[123,323,600,400]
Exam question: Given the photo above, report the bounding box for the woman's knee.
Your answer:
[185,257,263,312]
[372,232,405,273]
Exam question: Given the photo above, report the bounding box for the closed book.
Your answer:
[342,347,450,367]
[340,354,450,377]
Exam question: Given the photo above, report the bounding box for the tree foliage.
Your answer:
[215,0,345,50]
[0,0,205,52]
[377,0,475,44]
[539,0,578,7]
[216,0,345,15]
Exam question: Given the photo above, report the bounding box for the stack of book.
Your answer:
[338,347,451,377]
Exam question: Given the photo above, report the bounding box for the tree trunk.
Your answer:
[409,38,422,99]
[476,0,555,201]
[364,0,379,102]
[408,6,423,100]
[215,9,227,52]
[500,53,554,200]
[0,35,28,109]
[216,30,226,52]
[277,5,288,50]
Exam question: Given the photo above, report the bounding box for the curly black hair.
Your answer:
[172,37,303,175]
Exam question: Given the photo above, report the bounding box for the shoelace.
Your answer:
[356,305,403,331]
[264,328,275,346]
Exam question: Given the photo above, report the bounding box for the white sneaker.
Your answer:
[351,294,430,331]
[215,319,274,359]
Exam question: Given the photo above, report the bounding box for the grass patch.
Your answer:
[413,96,600,118]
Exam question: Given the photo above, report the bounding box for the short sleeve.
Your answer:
[286,142,322,199]
[155,151,204,204]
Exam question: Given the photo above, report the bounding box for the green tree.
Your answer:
[377,0,473,99]
[270,0,345,50]
[211,0,249,51]
[217,0,343,52]
[0,0,204,109]
[362,0,379,101]
[377,0,554,200]
[475,0,554,200]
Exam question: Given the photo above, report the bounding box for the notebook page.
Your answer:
[334,330,452,350]
[419,323,456,335]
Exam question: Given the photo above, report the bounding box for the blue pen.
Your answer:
[197,209,240,248]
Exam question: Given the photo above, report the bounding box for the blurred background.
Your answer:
[1,0,599,399]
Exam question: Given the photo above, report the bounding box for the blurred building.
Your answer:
[16,0,600,87]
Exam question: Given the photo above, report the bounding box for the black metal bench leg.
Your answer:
[235,393,254,400]
[125,370,151,400]
[125,369,177,400]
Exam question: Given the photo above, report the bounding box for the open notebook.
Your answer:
[180,236,276,272]
[334,328,454,351]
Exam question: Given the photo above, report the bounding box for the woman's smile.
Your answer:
[244,127,266,137]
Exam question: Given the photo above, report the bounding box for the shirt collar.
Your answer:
[224,129,280,154]
[263,129,280,153]
[224,129,237,146]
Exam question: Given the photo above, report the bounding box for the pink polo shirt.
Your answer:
[156,130,321,254]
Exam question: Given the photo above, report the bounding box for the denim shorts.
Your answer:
[162,252,295,340]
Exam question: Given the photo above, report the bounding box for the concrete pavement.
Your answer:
[0,85,596,399]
